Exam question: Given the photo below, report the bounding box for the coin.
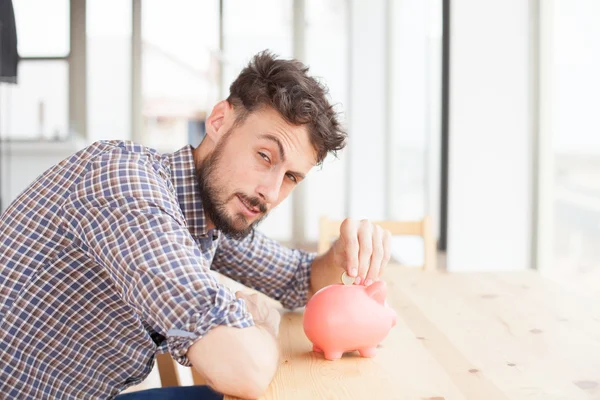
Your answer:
[340,271,355,285]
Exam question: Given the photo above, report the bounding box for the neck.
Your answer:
[193,140,217,232]
[192,138,212,170]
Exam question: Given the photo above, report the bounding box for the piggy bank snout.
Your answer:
[383,297,397,327]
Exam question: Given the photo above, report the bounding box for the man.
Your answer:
[0,51,391,399]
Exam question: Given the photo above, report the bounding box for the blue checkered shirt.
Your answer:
[0,140,314,399]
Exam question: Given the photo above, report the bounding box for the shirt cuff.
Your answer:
[165,285,255,366]
[278,250,316,310]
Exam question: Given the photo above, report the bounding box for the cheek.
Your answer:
[273,183,294,206]
[222,152,261,188]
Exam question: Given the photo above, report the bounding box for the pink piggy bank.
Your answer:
[303,280,397,360]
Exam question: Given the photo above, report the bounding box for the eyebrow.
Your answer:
[258,134,306,180]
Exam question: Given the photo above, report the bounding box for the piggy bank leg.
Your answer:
[323,350,343,360]
[358,347,377,358]
[312,344,323,353]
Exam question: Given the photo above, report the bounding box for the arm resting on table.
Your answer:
[187,325,279,399]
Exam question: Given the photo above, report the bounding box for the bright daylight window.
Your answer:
[1,0,70,141]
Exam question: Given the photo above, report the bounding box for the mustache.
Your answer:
[237,193,268,214]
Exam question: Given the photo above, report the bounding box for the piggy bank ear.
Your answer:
[366,281,387,304]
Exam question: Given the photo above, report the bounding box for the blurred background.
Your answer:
[0,0,599,294]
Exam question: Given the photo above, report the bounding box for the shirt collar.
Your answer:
[166,145,219,241]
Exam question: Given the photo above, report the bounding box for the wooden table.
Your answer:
[226,267,600,400]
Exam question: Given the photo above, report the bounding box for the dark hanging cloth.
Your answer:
[0,0,19,83]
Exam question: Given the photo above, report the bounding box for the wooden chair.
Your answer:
[155,352,209,388]
[156,353,182,387]
[318,216,437,271]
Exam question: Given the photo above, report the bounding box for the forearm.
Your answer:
[188,324,279,399]
[214,231,315,310]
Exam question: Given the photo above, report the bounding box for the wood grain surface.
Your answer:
[225,266,600,400]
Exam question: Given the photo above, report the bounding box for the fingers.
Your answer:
[340,218,359,277]
[338,218,392,286]
[236,291,261,315]
[357,220,374,284]
[365,225,384,285]
[237,291,280,336]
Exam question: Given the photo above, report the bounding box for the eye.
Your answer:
[258,152,271,164]
[286,173,298,183]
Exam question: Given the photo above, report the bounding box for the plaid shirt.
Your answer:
[0,140,314,399]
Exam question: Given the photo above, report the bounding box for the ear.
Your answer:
[205,100,233,141]
[365,281,387,304]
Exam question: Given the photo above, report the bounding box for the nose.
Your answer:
[256,172,283,205]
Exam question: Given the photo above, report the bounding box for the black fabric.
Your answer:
[149,330,166,347]
[115,386,224,400]
[0,0,19,83]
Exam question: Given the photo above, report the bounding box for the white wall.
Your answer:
[447,0,532,271]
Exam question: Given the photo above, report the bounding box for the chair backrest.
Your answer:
[318,216,437,271]
[156,352,211,388]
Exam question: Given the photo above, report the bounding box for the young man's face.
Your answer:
[197,105,317,239]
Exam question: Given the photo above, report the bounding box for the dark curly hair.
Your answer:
[226,50,347,165]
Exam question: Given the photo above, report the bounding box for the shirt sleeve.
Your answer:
[212,230,316,310]
[59,149,254,366]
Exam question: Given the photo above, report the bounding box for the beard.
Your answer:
[196,132,269,240]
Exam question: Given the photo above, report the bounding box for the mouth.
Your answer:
[236,195,262,217]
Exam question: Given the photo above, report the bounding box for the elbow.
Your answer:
[244,368,275,399]
[188,325,279,399]
[208,351,278,399]
[231,376,271,400]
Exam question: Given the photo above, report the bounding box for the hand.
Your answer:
[332,219,392,286]
[236,291,281,338]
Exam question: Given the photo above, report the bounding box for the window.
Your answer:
[1,0,70,140]
[221,0,293,97]
[541,0,600,291]
[86,0,132,143]
[140,0,220,152]
[388,0,442,265]
[14,0,70,57]
[0,61,68,140]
